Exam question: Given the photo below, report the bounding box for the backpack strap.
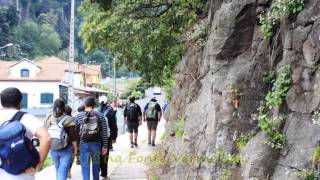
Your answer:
[9,111,26,123]
[103,107,111,118]
[57,115,68,127]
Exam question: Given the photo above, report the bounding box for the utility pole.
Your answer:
[16,0,19,11]
[114,56,117,97]
[68,0,75,108]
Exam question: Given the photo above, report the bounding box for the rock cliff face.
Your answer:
[156,0,320,179]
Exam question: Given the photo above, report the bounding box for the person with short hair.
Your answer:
[123,96,142,148]
[45,99,78,180]
[74,96,109,180]
[97,96,118,179]
[143,97,162,146]
[0,87,51,180]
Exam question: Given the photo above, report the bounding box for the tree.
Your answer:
[80,0,206,85]
[14,21,62,58]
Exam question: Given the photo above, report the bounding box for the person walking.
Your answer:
[74,96,109,180]
[64,105,75,179]
[45,99,78,180]
[143,97,162,146]
[124,96,142,148]
[98,96,118,179]
[0,87,51,180]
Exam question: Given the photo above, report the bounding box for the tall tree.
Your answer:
[80,0,206,85]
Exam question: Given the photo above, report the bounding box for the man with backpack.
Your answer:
[124,96,142,148]
[74,96,109,180]
[0,87,51,180]
[143,97,162,146]
[98,96,118,179]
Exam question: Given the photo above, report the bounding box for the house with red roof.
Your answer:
[0,56,107,115]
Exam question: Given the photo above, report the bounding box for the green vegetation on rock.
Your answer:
[259,0,305,39]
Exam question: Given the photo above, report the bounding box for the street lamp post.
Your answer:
[114,56,117,97]
[0,43,13,50]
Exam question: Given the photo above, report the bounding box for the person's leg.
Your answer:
[51,150,60,180]
[100,142,107,178]
[128,124,134,148]
[100,138,112,177]
[90,143,101,180]
[57,146,73,180]
[133,124,138,147]
[151,121,158,146]
[147,121,152,145]
[80,143,90,180]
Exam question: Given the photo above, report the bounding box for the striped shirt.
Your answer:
[74,110,109,148]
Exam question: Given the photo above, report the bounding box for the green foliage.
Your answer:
[312,146,320,169]
[163,75,176,101]
[235,130,256,150]
[265,65,291,109]
[120,80,148,100]
[258,105,287,150]
[220,169,232,180]
[0,5,19,47]
[214,148,241,167]
[300,170,318,180]
[259,13,275,40]
[80,0,207,85]
[174,116,185,139]
[14,21,62,58]
[43,156,54,169]
[259,0,305,39]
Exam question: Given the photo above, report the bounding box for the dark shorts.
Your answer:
[147,120,158,130]
[127,122,138,133]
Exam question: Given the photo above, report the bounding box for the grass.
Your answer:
[43,156,54,168]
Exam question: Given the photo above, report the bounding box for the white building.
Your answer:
[0,57,107,117]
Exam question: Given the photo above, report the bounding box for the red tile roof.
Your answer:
[0,56,101,82]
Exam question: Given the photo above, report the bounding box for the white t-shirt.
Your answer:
[0,109,43,180]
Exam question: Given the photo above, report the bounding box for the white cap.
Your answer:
[99,95,108,103]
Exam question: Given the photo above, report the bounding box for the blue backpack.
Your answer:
[0,111,40,175]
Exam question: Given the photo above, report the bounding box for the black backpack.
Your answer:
[126,103,139,122]
[79,111,100,142]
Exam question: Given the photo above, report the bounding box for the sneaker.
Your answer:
[134,142,138,148]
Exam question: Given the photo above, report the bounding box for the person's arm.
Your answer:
[157,104,162,121]
[35,127,51,169]
[108,111,118,142]
[100,115,109,155]
[138,105,142,125]
[123,106,128,124]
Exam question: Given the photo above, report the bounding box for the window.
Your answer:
[20,69,29,77]
[40,93,53,104]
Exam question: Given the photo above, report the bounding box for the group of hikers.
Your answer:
[0,87,163,180]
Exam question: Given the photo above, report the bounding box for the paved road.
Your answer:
[35,119,166,180]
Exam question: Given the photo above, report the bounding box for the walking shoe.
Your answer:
[134,142,138,148]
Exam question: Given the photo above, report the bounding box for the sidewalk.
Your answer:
[35,119,166,180]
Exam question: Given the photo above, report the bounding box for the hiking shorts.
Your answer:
[127,123,138,133]
[147,120,158,130]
